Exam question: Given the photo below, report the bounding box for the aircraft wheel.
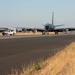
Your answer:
[55,31,58,34]
[42,32,45,35]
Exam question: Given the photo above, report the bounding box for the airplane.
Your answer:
[32,12,64,34]
[0,27,8,32]
[15,27,34,32]
[33,12,75,34]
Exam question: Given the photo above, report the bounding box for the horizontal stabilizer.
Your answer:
[55,24,64,27]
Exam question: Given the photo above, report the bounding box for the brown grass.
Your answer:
[0,32,55,36]
[15,32,42,35]
[9,42,75,75]
[32,42,75,75]
[0,33,2,36]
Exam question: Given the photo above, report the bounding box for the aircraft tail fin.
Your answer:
[52,12,54,25]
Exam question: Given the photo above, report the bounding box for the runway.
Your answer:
[0,34,75,75]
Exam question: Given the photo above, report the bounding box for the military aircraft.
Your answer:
[0,27,8,32]
[15,27,35,33]
[33,12,75,34]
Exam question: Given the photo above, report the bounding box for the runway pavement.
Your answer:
[0,34,75,75]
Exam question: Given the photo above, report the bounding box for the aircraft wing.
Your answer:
[15,27,34,32]
[54,27,75,32]
[0,28,8,32]
[30,27,75,33]
[34,28,45,32]
[54,24,64,27]
[67,27,75,31]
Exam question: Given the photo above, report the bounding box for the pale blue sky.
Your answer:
[0,0,75,28]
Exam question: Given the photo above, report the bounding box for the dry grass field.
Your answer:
[0,32,55,36]
[15,32,42,35]
[32,42,75,75]
[0,33,2,36]
[9,42,75,75]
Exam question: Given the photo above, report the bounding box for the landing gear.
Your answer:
[42,31,49,35]
[32,29,37,34]
[55,31,58,34]
[42,31,46,35]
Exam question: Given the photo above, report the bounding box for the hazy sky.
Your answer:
[0,0,75,28]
